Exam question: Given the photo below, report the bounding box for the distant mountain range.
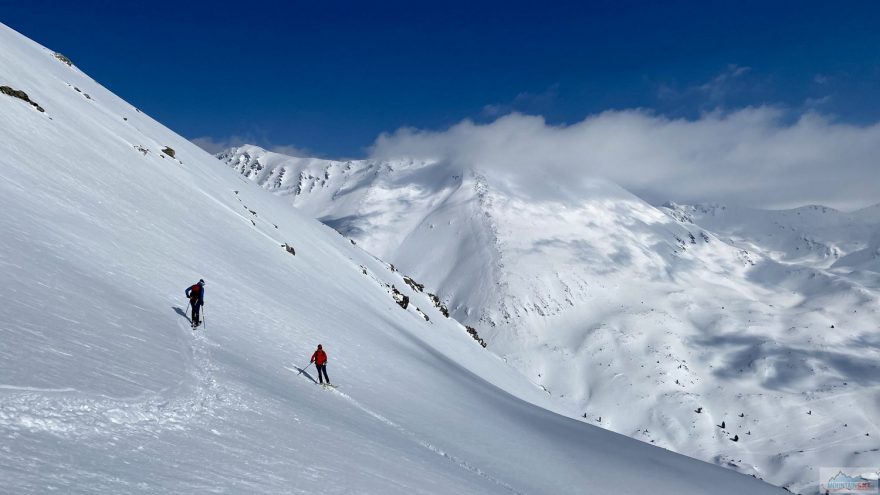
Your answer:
[220,143,880,493]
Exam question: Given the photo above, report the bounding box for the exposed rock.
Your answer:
[389,285,409,309]
[416,307,429,321]
[1,86,45,112]
[281,243,296,256]
[428,293,449,317]
[54,52,73,66]
[162,146,175,158]
[403,276,424,292]
[465,325,487,348]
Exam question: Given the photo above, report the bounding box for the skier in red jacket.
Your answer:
[311,344,331,385]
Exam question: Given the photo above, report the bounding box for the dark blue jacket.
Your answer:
[185,283,204,306]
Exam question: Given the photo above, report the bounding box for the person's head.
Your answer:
[317,344,323,350]
[198,279,205,286]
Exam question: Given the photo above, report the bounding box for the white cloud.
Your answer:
[191,136,311,158]
[481,85,560,118]
[698,64,751,102]
[658,64,754,105]
[369,108,880,210]
[268,144,312,157]
[190,135,248,154]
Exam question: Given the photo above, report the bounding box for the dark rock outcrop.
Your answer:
[390,285,409,309]
[465,326,487,348]
[1,86,44,112]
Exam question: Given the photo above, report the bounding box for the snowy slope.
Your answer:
[663,202,880,269]
[220,143,880,493]
[0,23,792,495]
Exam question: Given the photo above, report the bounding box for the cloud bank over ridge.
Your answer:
[369,107,880,210]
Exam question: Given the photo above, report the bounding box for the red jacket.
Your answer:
[311,349,327,365]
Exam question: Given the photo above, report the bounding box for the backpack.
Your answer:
[189,284,202,300]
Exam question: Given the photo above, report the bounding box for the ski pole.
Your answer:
[298,362,313,375]
[202,304,206,329]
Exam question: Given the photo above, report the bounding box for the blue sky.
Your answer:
[4,0,879,159]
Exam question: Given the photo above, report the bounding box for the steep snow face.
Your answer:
[218,146,503,323]
[0,23,792,495]
[221,144,880,493]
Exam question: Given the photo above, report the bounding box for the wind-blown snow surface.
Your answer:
[219,144,880,493]
[0,23,792,494]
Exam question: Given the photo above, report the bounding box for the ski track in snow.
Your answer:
[324,386,527,495]
[0,324,240,439]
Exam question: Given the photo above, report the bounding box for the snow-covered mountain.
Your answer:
[0,22,795,495]
[219,144,880,493]
[663,202,880,269]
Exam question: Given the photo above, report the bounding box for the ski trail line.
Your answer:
[0,323,241,438]
[325,386,528,495]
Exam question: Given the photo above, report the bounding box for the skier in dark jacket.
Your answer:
[311,344,330,385]
[185,279,205,328]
